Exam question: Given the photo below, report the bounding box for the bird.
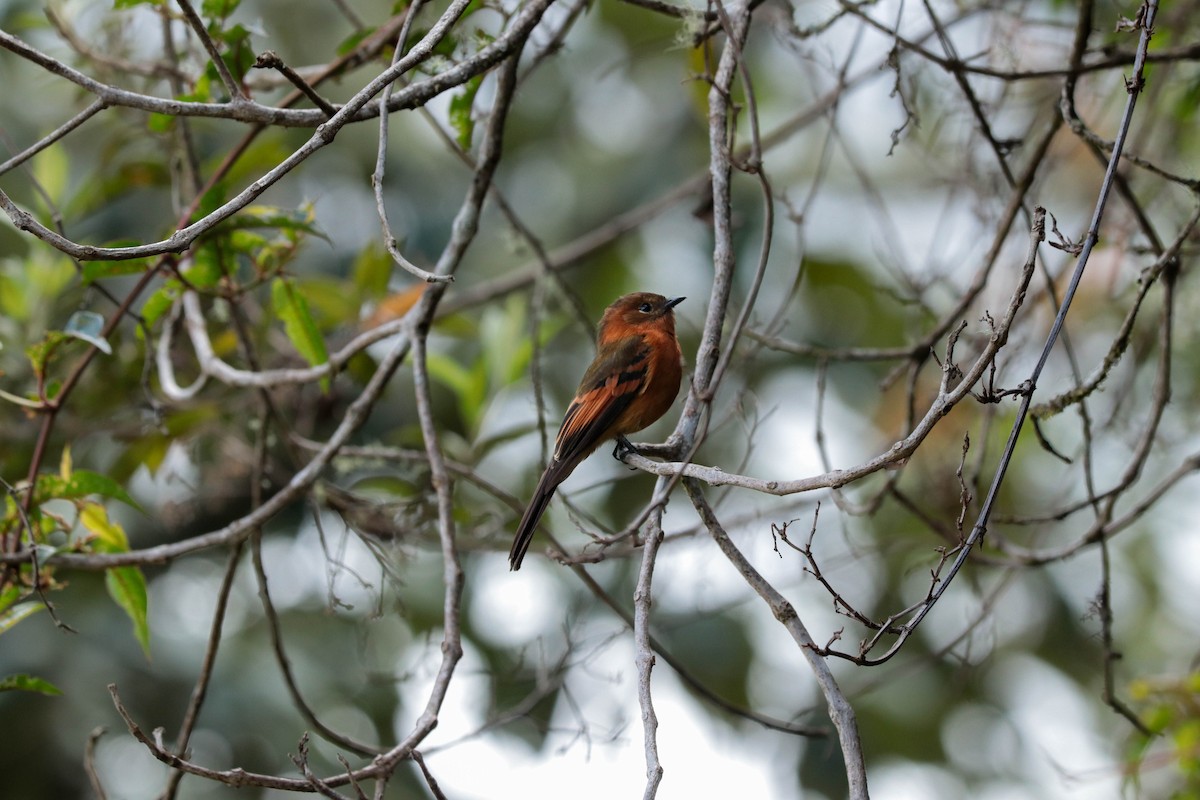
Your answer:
[509,292,685,570]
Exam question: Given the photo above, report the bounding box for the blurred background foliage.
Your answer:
[1,0,1199,798]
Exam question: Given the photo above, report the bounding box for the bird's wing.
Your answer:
[552,335,649,466]
[509,335,651,570]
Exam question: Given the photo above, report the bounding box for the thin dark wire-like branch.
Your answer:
[306,441,823,736]
[616,0,715,20]
[1032,203,1197,420]
[1097,533,1151,735]
[159,542,246,800]
[624,214,1042,496]
[683,480,868,799]
[110,683,344,791]
[838,0,1196,81]
[816,1,1161,665]
[250,530,381,755]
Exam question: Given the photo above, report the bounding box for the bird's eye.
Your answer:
[638,302,653,313]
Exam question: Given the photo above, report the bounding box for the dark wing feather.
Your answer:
[553,336,649,464]
[508,335,649,570]
[509,472,559,570]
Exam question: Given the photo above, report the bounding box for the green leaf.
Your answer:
[29,252,77,299]
[4,496,55,545]
[75,505,151,657]
[481,296,562,387]
[33,146,69,206]
[140,283,179,332]
[109,433,172,482]
[35,472,141,511]
[215,21,250,47]
[147,112,175,133]
[426,351,487,431]
[0,601,44,635]
[337,28,372,57]
[272,278,331,390]
[60,444,73,480]
[425,352,475,400]
[80,503,130,552]
[202,0,241,19]
[106,567,151,658]
[227,204,326,240]
[293,277,358,328]
[0,674,62,696]
[449,75,483,150]
[191,73,214,104]
[0,263,25,320]
[0,584,20,615]
[228,229,267,256]
[195,180,228,220]
[25,331,68,377]
[82,258,154,284]
[353,243,393,300]
[185,243,225,289]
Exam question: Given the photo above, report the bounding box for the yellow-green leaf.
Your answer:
[449,75,484,150]
[106,566,150,658]
[33,146,68,206]
[80,503,129,552]
[0,584,19,615]
[272,277,330,390]
[0,673,62,696]
[0,601,44,635]
[353,242,393,300]
[35,471,141,511]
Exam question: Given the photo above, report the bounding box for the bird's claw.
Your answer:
[613,435,637,463]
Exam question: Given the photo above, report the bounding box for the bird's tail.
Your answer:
[509,472,561,570]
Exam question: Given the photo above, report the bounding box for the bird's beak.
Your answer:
[665,296,685,310]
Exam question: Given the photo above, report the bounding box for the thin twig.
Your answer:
[0,99,107,177]
[174,0,245,101]
[684,480,869,799]
[84,727,108,800]
[159,542,246,800]
[411,752,449,800]
[253,51,337,117]
[633,513,665,799]
[372,0,452,284]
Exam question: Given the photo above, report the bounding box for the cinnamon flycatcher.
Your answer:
[509,293,685,570]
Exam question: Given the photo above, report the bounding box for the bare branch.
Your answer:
[634,512,665,800]
[684,481,868,799]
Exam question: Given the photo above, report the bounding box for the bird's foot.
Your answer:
[613,435,638,463]
[627,433,686,460]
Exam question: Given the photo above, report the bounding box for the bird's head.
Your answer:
[598,293,685,341]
